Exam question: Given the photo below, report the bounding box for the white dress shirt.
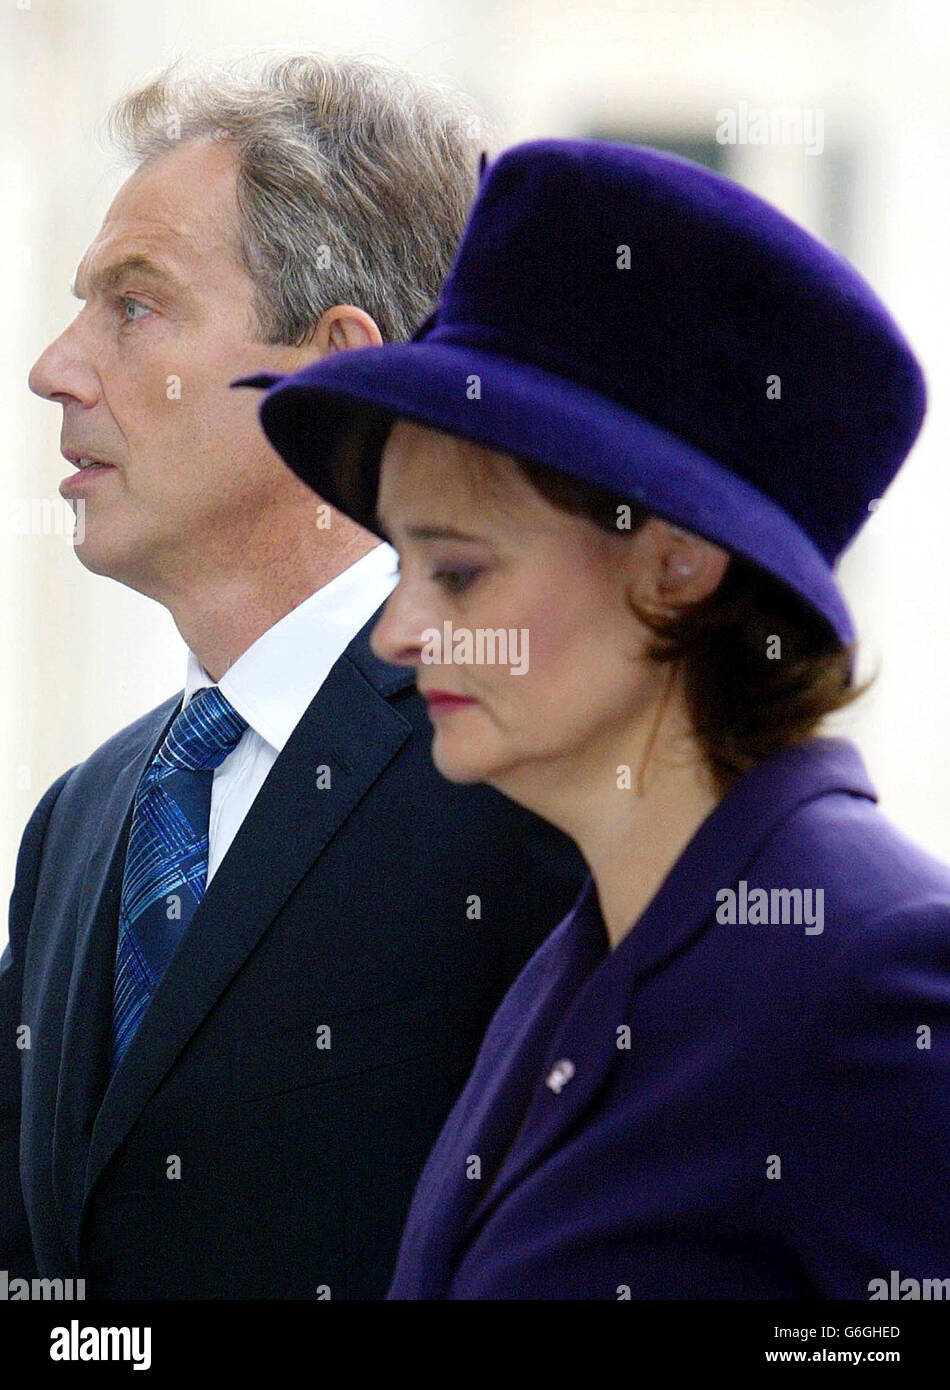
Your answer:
[181,541,399,884]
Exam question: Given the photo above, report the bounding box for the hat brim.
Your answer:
[242,342,855,647]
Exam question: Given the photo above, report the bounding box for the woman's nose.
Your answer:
[369,578,434,668]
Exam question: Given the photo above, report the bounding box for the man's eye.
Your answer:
[120,297,150,323]
[432,568,480,595]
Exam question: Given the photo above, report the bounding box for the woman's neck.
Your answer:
[496,677,725,950]
[577,753,723,948]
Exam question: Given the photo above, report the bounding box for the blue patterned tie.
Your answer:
[110,686,248,1075]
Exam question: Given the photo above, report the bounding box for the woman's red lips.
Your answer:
[422,690,478,711]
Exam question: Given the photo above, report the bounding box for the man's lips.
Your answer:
[59,448,117,498]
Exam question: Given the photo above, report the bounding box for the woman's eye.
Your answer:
[120,297,150,323]
[432,568,480,595]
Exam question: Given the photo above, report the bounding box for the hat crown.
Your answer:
[422,140,926,563]
[254,137,928,649]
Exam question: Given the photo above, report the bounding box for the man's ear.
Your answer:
[312,304,383,357]
[245,305,383,379]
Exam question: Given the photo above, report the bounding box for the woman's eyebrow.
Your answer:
[408,525,486,541]
[373,510,486,544]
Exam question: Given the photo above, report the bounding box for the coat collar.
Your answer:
[614,734,876,980]
[447,736,876,1261]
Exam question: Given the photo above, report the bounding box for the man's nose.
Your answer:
[28,322,99,406]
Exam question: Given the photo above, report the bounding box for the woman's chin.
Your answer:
[431,736,499,786]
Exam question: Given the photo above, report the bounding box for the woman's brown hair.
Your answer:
[334,414,874,799]
[512,458,874,798]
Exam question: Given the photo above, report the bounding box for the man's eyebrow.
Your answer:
[70,254,185,300]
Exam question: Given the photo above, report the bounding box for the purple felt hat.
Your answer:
[241,138,927,648]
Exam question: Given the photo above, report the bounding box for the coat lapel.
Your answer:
[84,630,415,1207]
[390,879,607,1294]
[458,737,879,1247]
[459,879,619,1240]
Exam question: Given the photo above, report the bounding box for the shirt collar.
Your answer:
[182,541,398,753]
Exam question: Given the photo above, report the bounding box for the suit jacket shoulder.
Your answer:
[9,613,587,1297]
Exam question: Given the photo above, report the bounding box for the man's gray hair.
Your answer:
[107,54,491,344]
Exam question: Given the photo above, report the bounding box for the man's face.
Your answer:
[29,138,315,598]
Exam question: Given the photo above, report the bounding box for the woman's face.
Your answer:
[369,420,719,812]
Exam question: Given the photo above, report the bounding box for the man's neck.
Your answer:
[167,528,381,682]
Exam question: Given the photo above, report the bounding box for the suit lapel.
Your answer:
[54,696,181,1263]
[84,631,415,1205]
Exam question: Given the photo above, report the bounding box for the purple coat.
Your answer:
[388,736,950,1299]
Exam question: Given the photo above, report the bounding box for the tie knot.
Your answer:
[154,686,248,774]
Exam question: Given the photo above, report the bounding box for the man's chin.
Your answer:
[72,538,116,578]
[72,536,149,593]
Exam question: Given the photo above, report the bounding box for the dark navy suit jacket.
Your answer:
[388,737,950,1299]
[0,610,586,1298]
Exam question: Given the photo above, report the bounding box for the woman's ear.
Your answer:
[628,519,730,613]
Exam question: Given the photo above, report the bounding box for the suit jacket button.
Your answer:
[546,1058,575,1093]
